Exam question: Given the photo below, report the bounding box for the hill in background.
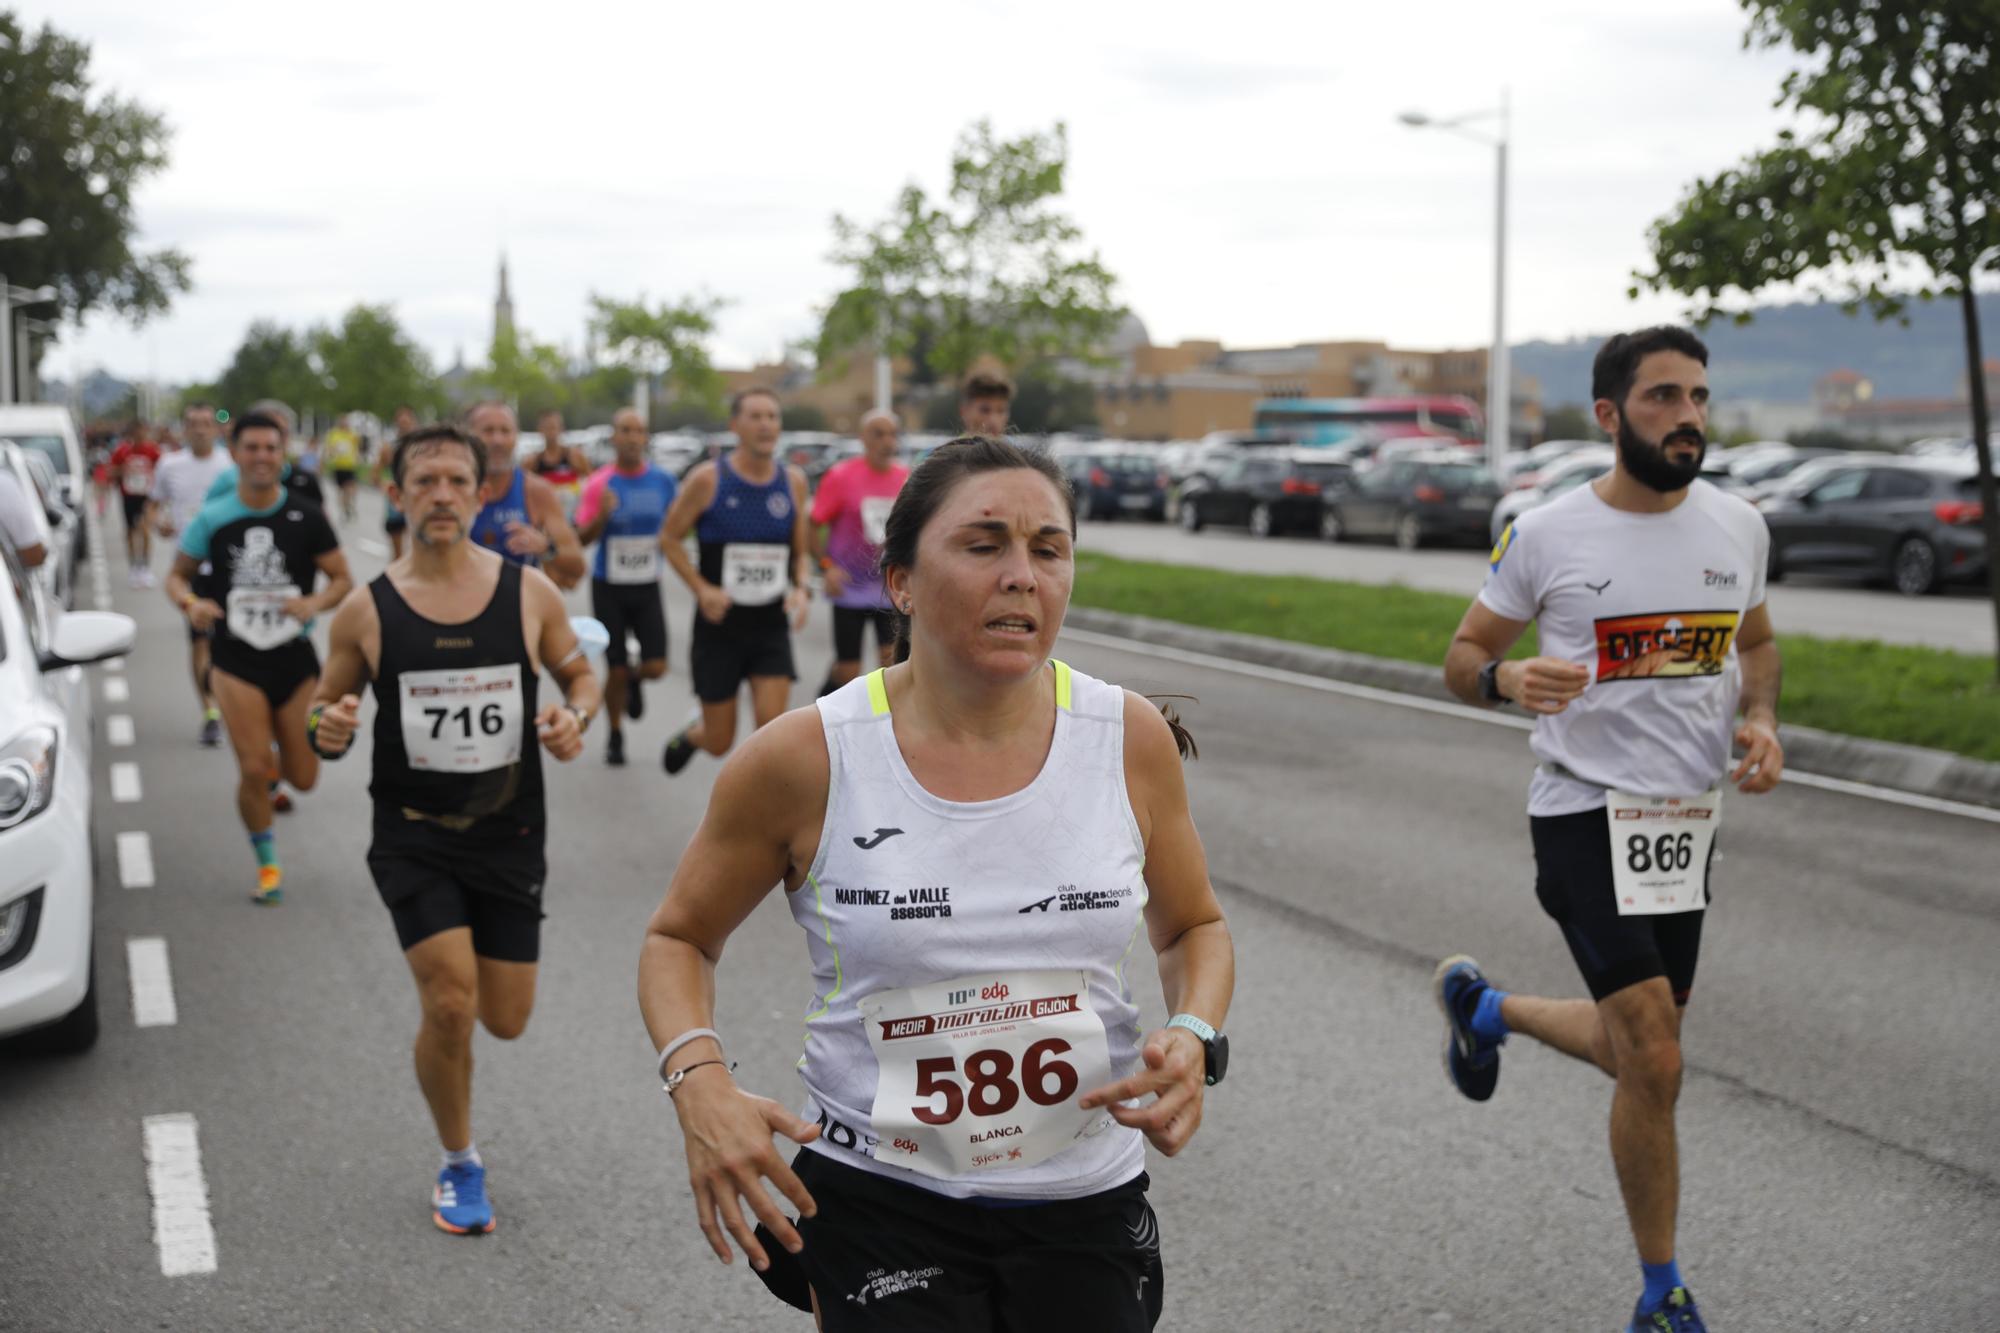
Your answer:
[1516,293,2000,407]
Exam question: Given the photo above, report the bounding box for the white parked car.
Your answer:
[0,532,135,1053]
[0,441,76,610]
[1489,446,1616,543]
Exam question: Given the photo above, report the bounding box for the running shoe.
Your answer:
[1432,954,1501,1102]
[253,865,283,906]
[1627,1287,1707,1332]
[199,715,222,748]
[606,729,626,767]
[661,728,696,776]
[625,668,645,720]
[270,784,294,814]
[433,1161,495,1235]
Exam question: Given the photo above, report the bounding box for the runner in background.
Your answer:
[573,407,677,765]
[959,369,1014,438]
[111,420,161,587]
[166,411,353,903]
[523,408,589,525]
[384,406,418,560]
[809,409,907,695]
[327,414,363,521]
[149,400,234,745]
[465,401,586,589]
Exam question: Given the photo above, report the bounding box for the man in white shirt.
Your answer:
[0,470,47,568]
[1434,327,1783,1333]
[150,401,234,745]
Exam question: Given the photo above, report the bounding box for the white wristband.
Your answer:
[656,1027,722,1082]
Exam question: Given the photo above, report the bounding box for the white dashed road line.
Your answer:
[107,714,135,747]
[116,831,155,889]
[103,676,129,704]
[141,1114,218,1277]
[110,762,142,803]
[127,938,178,1028]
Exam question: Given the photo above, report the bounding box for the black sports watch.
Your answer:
[1477,660,1512,706]
[1166,1014,1229,1086]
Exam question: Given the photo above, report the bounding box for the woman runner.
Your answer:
[638,436,1235,1330]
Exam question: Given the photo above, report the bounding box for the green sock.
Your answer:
[249,829,278,869]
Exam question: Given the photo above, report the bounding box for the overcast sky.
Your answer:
[31,0,1803,385]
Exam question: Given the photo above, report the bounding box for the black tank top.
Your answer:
[366,560,542,823]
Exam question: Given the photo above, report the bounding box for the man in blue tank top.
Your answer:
[574,407,678,764]
[658,386,812,775]
[465,401,585,589]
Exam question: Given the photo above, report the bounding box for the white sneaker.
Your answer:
[126,567,143,589]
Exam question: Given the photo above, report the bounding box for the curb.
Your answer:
[1063,605,2000,812]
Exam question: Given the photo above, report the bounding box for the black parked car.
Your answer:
[1065,449,1170,521]
[1322,453,1500,549]
[1760,458,1988,595]
[1177,451,1355,538]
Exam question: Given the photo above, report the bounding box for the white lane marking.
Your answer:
[354,538,387,557]
[105,656,126,672]
[110,762,142,802]
[127,937,178,1027]
[103,676,129,703]
[1059,625,2000,827]
[141,1114,218,1277]
[117,831,156,888]
[107,714,135,746]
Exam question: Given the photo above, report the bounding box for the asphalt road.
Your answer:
[1081,514,1998,655]
[2,494,1995,1331]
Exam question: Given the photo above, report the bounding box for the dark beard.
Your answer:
[1616,420,1706,493]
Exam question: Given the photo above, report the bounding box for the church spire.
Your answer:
[494,252,516,342]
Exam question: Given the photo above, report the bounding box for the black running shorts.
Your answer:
[591,580,668,668]
[689,617,794,703]
[210,637,319,711]
[1531,807,1709,1005]
[121,493,149,528]
[751,1149,1163,1332]
[832,606,896,663]
[366,805,547,963]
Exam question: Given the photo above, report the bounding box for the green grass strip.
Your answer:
[1070,551,2000,762]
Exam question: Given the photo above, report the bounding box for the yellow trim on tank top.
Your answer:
[864,659,1072,716]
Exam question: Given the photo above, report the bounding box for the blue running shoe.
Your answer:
[1627,1287,1707,1332]
[433,1161,495,1235]
[1432,954,1501,1102]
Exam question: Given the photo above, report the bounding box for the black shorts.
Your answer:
[366,804,547,962]
[689,617,794,703]
[210,637,319,711]
[832,606,897,663]
[1531,807,1710,1005]
[121,493,149,528]
[752,1150,1163,1331]
[591,580,668,668]
[383,508,407,532]
[331,466,358,486]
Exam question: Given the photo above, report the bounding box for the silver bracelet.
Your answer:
[656,1027,723,1082]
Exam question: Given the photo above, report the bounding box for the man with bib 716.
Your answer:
[1436,327,1783,1333]
[639,437,1234,1331]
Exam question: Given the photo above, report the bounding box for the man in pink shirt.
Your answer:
[809,410,909,694]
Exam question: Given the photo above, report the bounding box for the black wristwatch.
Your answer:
[1477,660,1512,706]
[1167,1014,1229,1086]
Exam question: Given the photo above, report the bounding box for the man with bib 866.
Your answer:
[1437,327,1783,1333]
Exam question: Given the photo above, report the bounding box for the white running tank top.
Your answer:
[791,660,1150,1200]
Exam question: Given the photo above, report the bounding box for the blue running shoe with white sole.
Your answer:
[1627,1287,1707,1332]
[1432,954,1501,1102]
[433,1161,495,1235]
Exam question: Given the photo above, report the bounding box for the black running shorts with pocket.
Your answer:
[1531,806,1709,1005]
[591,579,668,669]
[751,1149,1164,1332]
[366,804,547,963]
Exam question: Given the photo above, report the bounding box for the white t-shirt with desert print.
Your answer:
[1479,479,1770,817]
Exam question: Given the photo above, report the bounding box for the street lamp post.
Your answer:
[1398,96,1511,480]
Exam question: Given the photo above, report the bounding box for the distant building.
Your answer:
[1812,364,1993,443]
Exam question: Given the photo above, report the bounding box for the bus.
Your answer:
[1252,396,1483,448]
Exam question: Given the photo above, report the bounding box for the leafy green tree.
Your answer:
[0,14,191,329]
[313,305,443,419]
[816,121,1125,388]
[1540,405,1601,443]
[1634,0,2000,666]
[208,322,325,419]
[473,323,567,413]
[1010,371,1099,435]
[781,404,828,432]
[588,294,724,413]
